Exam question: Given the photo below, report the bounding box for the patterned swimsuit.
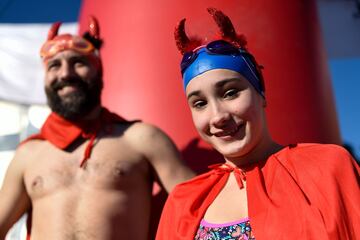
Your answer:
[195,217,255,240]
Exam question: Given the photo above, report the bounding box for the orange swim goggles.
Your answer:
[40,34,95,60]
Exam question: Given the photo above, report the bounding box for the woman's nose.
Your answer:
[209,103,231,128]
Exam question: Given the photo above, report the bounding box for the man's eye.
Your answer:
[47,62,60,70]
[74,60,87,67]
[223,89,239,99]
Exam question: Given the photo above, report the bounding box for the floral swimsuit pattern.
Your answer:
[195,217,255,240]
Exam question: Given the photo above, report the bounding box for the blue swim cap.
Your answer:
[182,48,265,97]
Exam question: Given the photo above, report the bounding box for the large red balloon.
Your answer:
[78,1,341,237]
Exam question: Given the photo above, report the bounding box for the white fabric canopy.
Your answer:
[0,23,77,104]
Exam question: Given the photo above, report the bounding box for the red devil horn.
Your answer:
[174,18,191,54]
[174,18,202,54]
[88,16,100,39]
[47,22,61,40]
[207,7,247,48]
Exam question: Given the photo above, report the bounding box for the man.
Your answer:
[0,17,194,240]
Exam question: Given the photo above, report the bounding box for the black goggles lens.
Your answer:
[180,51,196,74]
[180,40,240,74]
[206,40,240,54]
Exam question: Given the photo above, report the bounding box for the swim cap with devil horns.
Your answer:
[175,8,265,97]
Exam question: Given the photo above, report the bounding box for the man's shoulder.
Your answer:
[123,121,157,132]
[10,138,45,167]
[112,121,177,153]
[18,136,46,152]
[122,122,169,142]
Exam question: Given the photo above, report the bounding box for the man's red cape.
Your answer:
[156,144,360,239]
[23,107,129,167]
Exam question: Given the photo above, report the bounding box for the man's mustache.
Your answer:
[51,78,87,91]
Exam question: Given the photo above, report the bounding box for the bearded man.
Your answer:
[0,17,194,240]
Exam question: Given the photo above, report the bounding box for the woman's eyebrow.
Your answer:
[187,90,201,100]
[214,78,240,88]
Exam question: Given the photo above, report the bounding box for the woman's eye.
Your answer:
[192,100,207,109]
[223,89,239,99]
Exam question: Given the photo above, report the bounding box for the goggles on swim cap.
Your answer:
[181,40,265,97]
[40,34,95,60]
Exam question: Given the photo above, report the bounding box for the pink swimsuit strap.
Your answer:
[200,217,249,228]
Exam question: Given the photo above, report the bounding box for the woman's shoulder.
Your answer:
[275,143,357,175]
[284,143,351,160]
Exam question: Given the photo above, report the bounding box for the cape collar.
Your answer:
[25,107,127,167]
[209,163,247,189]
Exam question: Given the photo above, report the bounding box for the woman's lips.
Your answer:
[213,123,245,140]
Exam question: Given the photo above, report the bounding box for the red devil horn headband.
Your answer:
[41,16,103,59]
[174,8,247,54]
[207,8,247,48]
[83,16,103,49]
[174,19,202,54]
[88,15,100,39]
[47,22,61,40]
[45,16,101,42]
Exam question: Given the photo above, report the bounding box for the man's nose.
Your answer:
[59,63,75,80]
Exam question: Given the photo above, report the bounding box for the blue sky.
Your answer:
[330,58,360,159]
[0,0,81,23]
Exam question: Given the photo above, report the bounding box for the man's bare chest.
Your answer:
[23,137,150,199]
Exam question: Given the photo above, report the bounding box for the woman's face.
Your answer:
[185,69,266,159]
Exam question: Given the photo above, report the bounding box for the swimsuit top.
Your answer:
[195,217,255,240]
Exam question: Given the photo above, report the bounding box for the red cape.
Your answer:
[23,107,129,167]
[156,143,360,239]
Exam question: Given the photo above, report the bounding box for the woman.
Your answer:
[156,8,360,240]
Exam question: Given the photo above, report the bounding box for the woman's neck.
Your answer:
[224,134,283,169]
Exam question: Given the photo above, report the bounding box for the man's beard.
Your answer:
[45,74,103,121]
